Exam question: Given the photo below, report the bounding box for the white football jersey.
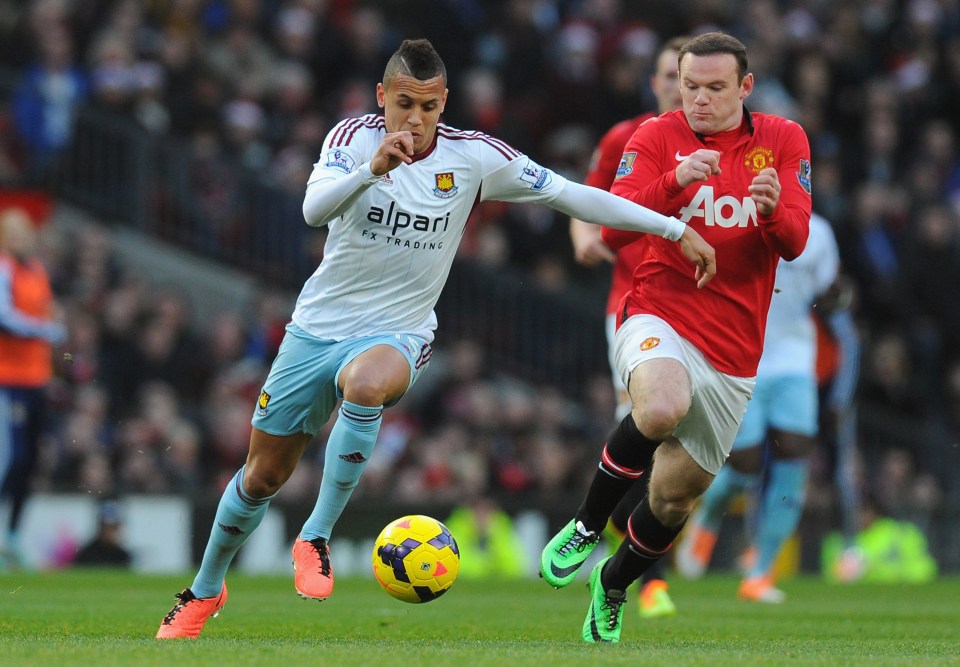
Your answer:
[292,115,569,342]
[759,213,840,377]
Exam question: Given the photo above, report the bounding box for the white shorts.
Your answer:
[605,312,632,420]
[613,314,755,475]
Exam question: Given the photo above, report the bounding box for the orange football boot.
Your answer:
[292,536,334,600]
[156,583,228,639]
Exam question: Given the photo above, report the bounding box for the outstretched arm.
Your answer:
[552,182,715,288]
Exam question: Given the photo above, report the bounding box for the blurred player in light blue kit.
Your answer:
[676,212,848,602]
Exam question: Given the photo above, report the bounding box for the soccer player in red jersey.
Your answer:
[541,32,811,642]
[568,35,687,620]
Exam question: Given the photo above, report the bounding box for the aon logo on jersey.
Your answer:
[678,186,758,228]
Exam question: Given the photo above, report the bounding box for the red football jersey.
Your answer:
[603,109,811,377]
[585,113,654,315]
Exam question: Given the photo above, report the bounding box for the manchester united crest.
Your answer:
[433,171,459,198]
[639,337,661,351]
[744,146,774,174]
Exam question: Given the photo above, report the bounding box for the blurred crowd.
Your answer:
[27,218,616,506]
[1,0,960,526]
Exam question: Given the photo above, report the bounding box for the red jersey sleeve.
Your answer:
[585,115,649,191]
[756,120,811,260]
[603,116,686,250]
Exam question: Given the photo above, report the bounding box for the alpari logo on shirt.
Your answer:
[433,172,459,198]
[744,146,774,174]
[640,336,660,351]
[367,201,451,236]
[519,159,552,190]
[256,390,271,416]
[615,152,637,179]
[324,149,355,174]
[679,186,758,228]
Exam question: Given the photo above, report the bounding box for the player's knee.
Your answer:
[633,399,686,440]
[649,492,695,528]
[727,446,763,474]
[341,376,393,407]
[243,463,292,498]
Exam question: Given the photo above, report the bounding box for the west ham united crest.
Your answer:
[257,390,271,416]
[433,172,459,198]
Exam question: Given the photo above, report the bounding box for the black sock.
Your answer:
[609,469,650,534]
[601,494,683,591]
[575,415,661,534]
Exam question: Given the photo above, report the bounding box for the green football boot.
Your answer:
[539,519,600,588]
[582,557,626,643]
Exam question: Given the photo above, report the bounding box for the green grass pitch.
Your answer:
[1,570,958,666]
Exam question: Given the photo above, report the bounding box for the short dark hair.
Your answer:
[660,36,690,56]
[678,32,749,81]
[383,39,447,87]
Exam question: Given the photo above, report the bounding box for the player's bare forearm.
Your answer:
[570,218,615,266]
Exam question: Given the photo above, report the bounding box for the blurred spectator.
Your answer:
[11,21,88,180]
[443,496,528,580]
[0,206,66,566]
[820,493,938,584]
[73,499,132,567]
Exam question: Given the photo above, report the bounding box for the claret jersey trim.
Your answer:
[330,115,386,146]
[436,127,521,160]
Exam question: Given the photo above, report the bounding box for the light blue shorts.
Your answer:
[732,373,818,450]
[251,323,432,436]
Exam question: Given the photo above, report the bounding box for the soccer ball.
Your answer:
[371,514,460,603]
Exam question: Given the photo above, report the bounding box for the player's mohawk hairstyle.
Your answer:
[383,39,447,87]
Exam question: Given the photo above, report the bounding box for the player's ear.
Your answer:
[439,89,449,114]
[376,82,386,109]
[740,73,754,100]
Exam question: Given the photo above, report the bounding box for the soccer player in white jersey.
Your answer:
[157,38,716,639]
[676,213,840,602]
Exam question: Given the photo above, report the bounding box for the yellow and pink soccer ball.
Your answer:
[371,515,460,603]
